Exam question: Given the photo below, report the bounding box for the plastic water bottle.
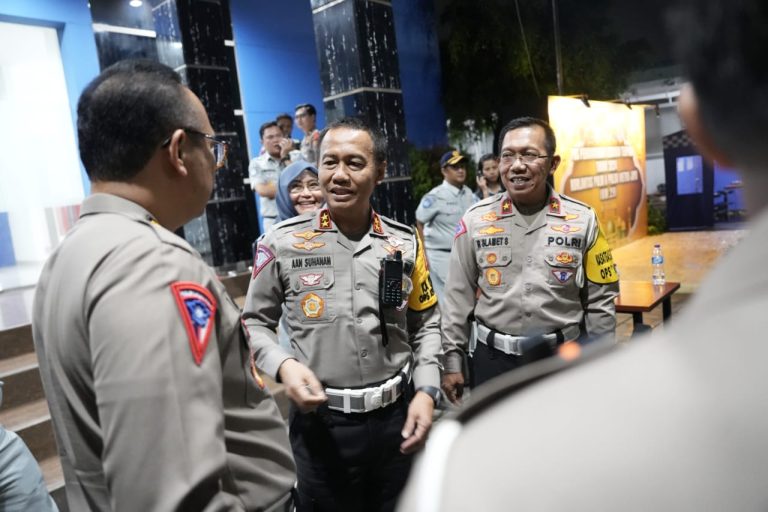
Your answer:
[651,244,666,285]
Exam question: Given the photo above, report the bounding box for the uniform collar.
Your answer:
[498,185,565,218]
[80,193,158,224]
[442,180,466,195]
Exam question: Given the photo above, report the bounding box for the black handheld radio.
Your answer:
[379,250,403,307]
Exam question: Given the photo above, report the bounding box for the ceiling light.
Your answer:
[129,0,143,7]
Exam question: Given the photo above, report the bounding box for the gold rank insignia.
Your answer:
[318,210,333,230]
[565,213,579,221]
[481,211,498,222]
[548,197,561,213]
[551,224,581,234]
[293,241,326,251]
[294,230,323,241]
[485,268,501,286]
[479,225,505,235]
[300,293,324,318]
[372,212,384,235]
[555,251,574,264]
[486,252,498,264]
[501,198,512,213]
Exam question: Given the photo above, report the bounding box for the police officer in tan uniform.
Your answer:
[242,117,442,512]
[32,60,295,511]
[441,117,619,401]
[400,2,768,509]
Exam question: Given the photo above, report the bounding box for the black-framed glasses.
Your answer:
[500,151,549,164]
[162,128,229,169]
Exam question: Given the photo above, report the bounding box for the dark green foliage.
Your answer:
[437,0,651,130]
[647,201,667,235]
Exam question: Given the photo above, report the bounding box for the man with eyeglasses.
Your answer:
[31,59,296,511]
[250,121,292,232]
[294,103,320,164]
[440,116,619,402]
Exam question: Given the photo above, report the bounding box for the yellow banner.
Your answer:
[548,96,647,248]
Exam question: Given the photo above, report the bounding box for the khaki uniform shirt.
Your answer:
[32,194,295,512]
[442,188,619,373]
[242,208,442,389]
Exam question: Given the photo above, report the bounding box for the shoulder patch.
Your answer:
[252,244,275,279]
[585,225,618,284]
[454,219,468,239]
[170,282,217,366]
[421,195,435,209]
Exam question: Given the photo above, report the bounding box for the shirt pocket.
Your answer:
[287,269,336,323]
[544,248,582,288]
[476,246,513,291]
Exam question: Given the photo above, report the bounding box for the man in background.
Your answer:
[295,103,320,163]
[249,121,290,231]
[415,150,476,300]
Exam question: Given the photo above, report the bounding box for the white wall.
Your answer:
[0,21,84,264]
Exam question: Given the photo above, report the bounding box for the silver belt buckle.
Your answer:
[365,387,383,411]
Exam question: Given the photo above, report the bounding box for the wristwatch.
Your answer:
[416,385,442,407]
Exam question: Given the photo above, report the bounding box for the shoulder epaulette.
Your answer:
[465,194,503,215]
[559,193,593,211]
[380,215,414,234]
[272,215,312,232]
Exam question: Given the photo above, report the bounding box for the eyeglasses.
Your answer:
[288,180,321,195]
[499,151,549,164]
[162,128,229,169]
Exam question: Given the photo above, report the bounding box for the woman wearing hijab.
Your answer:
[276,160,324,222]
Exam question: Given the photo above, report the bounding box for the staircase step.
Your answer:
[0,324,35,360]
[0,398,58,461]
[0,351,38,377]
[0,360,45,409]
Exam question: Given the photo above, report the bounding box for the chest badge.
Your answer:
[485,268,501,286]
[300,293,325,319]
[485,252,498,265]
[478,225,505,235]
[386,235,404,247]
[299,273,323,287]
[564,214,579,221]
[481,211,498,222]
[294,230,323,241]
[552,269,574,284]
[293,241,326,251]
[555,251,575,265]
[551,224,581,234]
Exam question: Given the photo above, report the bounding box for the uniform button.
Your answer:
[356,317,363,324]
[355,283,361,290]
[525,312,532,317]
[361,349,368,358]
[526,256,532,264]
[502,256,509,261]
[524,283,532,292]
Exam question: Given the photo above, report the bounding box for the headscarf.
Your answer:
[276,160,320,221]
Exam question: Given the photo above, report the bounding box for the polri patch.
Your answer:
[170,282,217,366]
[252,244,275,279]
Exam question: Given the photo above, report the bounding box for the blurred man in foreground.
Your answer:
[399,0,768,509]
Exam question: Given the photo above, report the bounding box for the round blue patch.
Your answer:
[421,195,435,209]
